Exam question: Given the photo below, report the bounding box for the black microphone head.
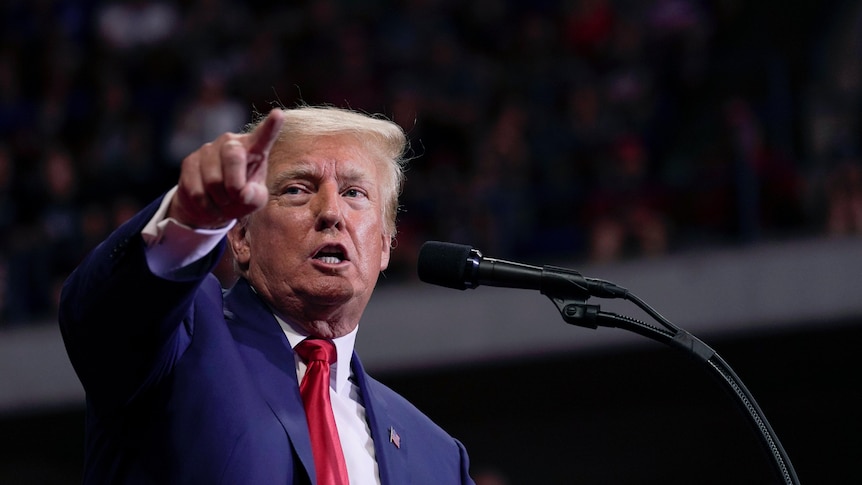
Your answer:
[417,241,475,290]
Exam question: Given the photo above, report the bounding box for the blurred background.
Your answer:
[1,0,860,483]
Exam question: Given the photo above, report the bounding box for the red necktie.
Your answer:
[295,338,349,485]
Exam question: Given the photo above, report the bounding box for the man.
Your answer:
[59,106,475,484]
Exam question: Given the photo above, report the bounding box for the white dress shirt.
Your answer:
[141,187,381,484]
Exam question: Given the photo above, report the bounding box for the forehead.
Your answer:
[268,134,380,180]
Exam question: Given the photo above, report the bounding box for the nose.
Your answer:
[314,183,343,231]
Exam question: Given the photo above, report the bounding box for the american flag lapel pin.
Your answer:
[389,426,401,449]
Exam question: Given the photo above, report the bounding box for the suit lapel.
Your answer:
[352,354,410,485]
[223,280,317,481]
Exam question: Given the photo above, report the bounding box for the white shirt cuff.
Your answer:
[142,186,236,279]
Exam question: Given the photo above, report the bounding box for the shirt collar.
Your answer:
[274,314,357,395]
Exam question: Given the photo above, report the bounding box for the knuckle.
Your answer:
[182,151,200,170]
[221,141,246,163]
[216,132,238,144]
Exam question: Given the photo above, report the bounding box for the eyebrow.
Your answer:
[270,160,378,191]
[270,162,317,189]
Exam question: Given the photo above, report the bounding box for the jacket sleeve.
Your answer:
[457,438,475,484]
[58,194,226,413]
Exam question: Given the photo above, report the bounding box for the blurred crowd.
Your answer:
[2,0,862,325]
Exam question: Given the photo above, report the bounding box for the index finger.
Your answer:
[245,109,286,166]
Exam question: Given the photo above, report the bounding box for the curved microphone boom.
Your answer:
[417,241,627,299]
[416,241,800,485]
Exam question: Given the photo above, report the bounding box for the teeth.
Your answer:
[317,256,342,264]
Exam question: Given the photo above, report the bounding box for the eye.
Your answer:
[343,187,367,198]
[282,184,307,195]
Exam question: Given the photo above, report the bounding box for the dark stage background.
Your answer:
[2,320,858,485]
[2,0,862,483]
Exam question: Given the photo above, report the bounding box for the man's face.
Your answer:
[230,134,391,337]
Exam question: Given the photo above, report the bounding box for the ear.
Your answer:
[228,219,251,268]
[379,233,391,272]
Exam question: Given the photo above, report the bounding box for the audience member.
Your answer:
[0,0,853,326]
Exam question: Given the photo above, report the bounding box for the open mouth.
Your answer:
[313,246,347,264]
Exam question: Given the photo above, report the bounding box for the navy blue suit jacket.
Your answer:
[59,197,474,484]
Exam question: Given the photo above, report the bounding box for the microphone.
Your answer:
[417,241,627,299]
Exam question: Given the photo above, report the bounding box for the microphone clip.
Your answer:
[546,295,601,329]
[540,269,602,329]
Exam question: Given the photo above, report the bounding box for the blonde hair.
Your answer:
[247,106,408,239]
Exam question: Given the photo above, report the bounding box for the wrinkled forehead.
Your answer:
[267,133,384,183]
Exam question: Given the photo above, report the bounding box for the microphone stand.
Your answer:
[541,268,801,485]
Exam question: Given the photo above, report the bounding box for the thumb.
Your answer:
[238,179,268,207]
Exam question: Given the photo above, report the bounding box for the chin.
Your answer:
[303,281,357,305]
